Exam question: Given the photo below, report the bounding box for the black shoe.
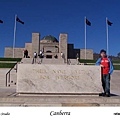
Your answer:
[99,93,106,96]
[106,93,111,97]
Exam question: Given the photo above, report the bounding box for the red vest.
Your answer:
[100,57,110,74]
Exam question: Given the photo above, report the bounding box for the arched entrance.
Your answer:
[46,51,52,58]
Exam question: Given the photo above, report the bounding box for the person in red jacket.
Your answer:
[96,49,114,97]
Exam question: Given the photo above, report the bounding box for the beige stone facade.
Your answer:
[4,32,93,60]
[80,49,93,60]
[5,47,24,58]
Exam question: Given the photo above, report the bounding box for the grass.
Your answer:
[0,58,21,68]
[0,58,120,70]
[79,59,120,70]
[80,59,96,63]
[80,59,120,64]
[0,63,16,68]
[113,65,120,70]
[0,58,22,61]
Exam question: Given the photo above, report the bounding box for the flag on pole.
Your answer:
[107,20,113,26]
[106,17,113,58]
[86,18,91,26]
[0,20,3,23]
[16,17,24,24]
[13,15,24,58]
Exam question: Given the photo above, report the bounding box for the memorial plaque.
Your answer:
[17,64,102,94]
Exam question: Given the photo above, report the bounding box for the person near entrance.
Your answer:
[38,50,44,64]
[61,52,66,63]
[76,53,80,65]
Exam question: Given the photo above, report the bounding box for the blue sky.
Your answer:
[0,0,120,57]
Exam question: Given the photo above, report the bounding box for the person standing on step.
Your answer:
[96,49,114,97]
[26,50,28,58]
[23,50,25,58]
[76,53,80,65]
[32,52,37,64]
[24,49,28,58]
[24,50,26,58]
[61,52,66,63]
[38,50,44,64]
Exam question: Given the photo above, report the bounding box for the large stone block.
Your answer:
[17,64,102,94]
[80,49,93,60]
[4,47,24,58]
[4,47,13,58]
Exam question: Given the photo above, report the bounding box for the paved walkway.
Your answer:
[0,87,120,106]
[0,70,120,107]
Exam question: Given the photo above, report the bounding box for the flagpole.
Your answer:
[13,14,17,58]
[106,17,109,57]
[85,16,87,59]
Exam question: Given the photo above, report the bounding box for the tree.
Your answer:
[117,52,120,58]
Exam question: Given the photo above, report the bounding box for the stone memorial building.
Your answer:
[4,33,93,60]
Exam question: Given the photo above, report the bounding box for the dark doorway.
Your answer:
[46,51,52,53]
[46,55,52,58]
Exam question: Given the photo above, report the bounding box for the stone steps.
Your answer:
[1,102,120,107]
[0,68,17,87]
[0,96,120,106]
[68,59,77,65]
[0,68,9,87]
[21,58,33,64]
[42,59,64,64]
[21,58,65,64]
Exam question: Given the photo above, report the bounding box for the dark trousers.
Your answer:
[32,57,37,64]
[102,74,110,94]
[24,54,28,58]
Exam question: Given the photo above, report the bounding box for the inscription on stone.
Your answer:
[17,64,102,93]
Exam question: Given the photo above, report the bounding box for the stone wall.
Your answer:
[4,47,13,58]
[4,47,24,58]
[80,49,93,60]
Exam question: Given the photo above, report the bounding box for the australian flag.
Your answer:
[0,20,3,23]
[86,18,91,26]
[107,20,113,26]
[16,17,24,24]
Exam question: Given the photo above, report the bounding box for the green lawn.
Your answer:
[0,58,120,70]
[80,59,120,64]
[80,59,97,63]
[113,65,120,70]
[79,59,120,70]
[0,58,21,68]
[0,63,16,68]
[0,58,22,61]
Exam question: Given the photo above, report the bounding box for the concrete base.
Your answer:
[0,87,120,107]
[0,94,120,107]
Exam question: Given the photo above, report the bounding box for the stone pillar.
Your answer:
[32,33,40,56]
[59,33,68,63]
